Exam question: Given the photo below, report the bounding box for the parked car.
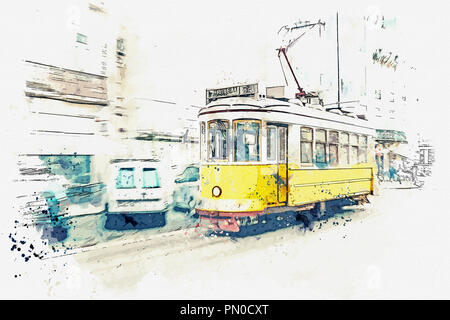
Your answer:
[172,164,200,216]
[105,159,173,229]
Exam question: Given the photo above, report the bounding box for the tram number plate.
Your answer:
[206,84,258,104]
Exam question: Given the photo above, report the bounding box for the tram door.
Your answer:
[268,124,288,204]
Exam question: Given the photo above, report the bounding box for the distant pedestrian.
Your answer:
[375,145,384,182]
[389,156,402,184]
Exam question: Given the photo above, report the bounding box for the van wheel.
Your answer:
[296,212,314,230]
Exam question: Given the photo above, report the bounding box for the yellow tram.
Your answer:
[196,88,377,234]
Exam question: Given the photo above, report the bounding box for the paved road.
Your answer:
[2,181,449,299]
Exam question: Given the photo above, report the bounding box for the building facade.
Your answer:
[8,1,201,243]
[8,1,128,240]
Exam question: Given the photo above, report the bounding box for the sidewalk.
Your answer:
[377,179,424,190]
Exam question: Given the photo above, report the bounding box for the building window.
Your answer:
[117,38,125,55]
[339,132,349,165]
[208,120,229,161]
[419,149,425,164]
[315,129,327,163]
[329,131,339,166]
[428,149,435,164]
[375,89,381,100]
[300,127,313,163]
[76,33,88,44]
[234,120,260,162]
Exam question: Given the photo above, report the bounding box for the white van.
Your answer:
[107,159,173,215]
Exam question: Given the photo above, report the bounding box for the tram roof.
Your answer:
[199,97,374,130]
[202,96,289,109]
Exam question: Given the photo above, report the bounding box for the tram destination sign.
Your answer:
[206,83,258,104]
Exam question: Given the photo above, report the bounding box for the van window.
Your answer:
[143,168,161,188]
[116,168,135,189]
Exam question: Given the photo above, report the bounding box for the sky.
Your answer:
[109,0,448,150]
[0,0,449,298]
[2,0,447,107]
[1,0,448,143]
[116,0,448,105]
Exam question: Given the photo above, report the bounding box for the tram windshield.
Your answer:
[208,120,229,160]
[234,120,260,162]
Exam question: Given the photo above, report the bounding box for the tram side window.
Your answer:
[359,135,368,163]
[234,120,260,162]
[350,134,359,164]
[329,131,339,166]
[300,127,313,163]
[315,129,327,163]
[208,120,229,161]
[200,121,205,161]
[339,132,349,165]
[267,126,277,161]
[279,127,287,162]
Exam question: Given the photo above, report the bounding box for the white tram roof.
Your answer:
[199,97,376,136]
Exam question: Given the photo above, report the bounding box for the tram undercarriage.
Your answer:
[197,194,370,236]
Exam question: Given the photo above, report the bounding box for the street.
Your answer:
[3,178,448,299]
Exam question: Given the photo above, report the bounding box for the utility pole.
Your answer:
[336,11,341,110]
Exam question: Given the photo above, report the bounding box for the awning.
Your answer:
[392,143,416,160]
[376,129,407,143]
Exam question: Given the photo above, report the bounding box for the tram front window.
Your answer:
[208,120,229,160]
[234,120,260,162]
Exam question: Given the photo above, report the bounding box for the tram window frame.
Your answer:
[350,134,359,164]
[200,121,205,161]
[233,119,261,162]
[266,126,277,162]
[300,127,313,164]
[358,135,368,163]
[329,130,339,167]
[278,127,287,162]
[207,119,230,162]
[339,132,349,165]
[315,129,327,163]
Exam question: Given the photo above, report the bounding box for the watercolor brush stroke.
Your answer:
[1,0,448,300]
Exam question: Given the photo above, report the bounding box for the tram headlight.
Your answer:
[212,186,222,197]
